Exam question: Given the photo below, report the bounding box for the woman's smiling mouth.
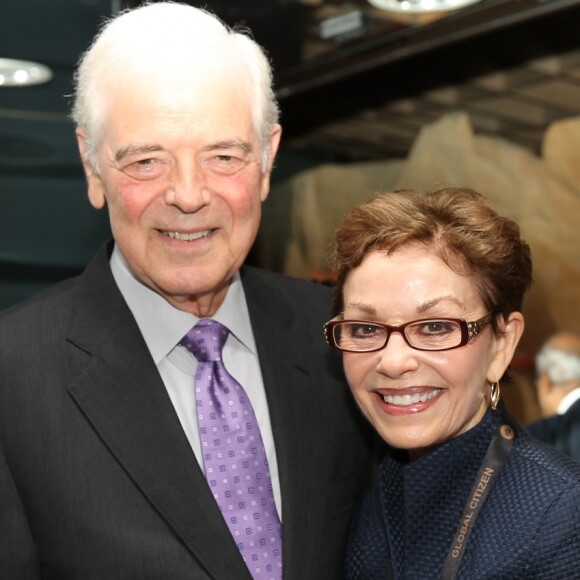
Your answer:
[382,388,441,406]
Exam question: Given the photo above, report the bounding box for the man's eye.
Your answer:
[206,154,248,175]
[121,158,166,180]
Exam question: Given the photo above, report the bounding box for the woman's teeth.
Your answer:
[383,389,439,406]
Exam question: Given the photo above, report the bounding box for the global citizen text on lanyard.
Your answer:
[439,422,516,580]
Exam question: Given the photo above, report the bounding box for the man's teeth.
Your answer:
[383,390,439,406]
[164,230,210,241]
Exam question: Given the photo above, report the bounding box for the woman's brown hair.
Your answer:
[332,187,533,334]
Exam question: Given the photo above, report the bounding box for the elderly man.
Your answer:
[528,331,580,462]
[0,3,376,579]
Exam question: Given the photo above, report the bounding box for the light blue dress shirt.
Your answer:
[110,246,282,514]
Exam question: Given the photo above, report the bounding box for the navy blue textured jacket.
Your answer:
[345,406,580,579]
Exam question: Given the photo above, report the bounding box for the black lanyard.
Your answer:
[439,422,516,580]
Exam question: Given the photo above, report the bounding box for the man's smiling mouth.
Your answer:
[161,230,212,241]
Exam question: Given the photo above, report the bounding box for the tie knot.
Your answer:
[180,318,229,362]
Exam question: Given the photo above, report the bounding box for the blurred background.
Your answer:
[1,0,579,421]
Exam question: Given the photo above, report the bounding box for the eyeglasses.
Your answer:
[324,313,493,353]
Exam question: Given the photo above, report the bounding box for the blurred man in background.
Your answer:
[527,331,580,462]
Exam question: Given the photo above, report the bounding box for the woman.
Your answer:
[324,187,580,579]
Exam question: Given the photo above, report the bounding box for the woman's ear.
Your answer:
[487,312,525,382]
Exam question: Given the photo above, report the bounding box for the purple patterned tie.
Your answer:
[180,319,282,579]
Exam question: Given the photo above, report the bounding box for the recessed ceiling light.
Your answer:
[368,0,481,13]
[0,58,53,87]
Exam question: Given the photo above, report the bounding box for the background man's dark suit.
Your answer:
[0,245,377,579]
[527,398,580,462]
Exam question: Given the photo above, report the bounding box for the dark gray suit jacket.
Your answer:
[0,244,377,579]
[527,398,580,463]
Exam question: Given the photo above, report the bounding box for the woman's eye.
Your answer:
[420,321,454,335]
[351,324,380,337]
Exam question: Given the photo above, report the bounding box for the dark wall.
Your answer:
[0,0,115,310]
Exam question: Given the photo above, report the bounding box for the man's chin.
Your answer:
[150,273,233,316]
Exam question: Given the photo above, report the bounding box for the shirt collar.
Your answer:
[557,387,580,415]
[109,245,256,364]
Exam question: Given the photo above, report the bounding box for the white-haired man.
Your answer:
[0,3,377,578]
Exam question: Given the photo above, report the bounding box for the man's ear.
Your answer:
[487,311,525,383]
[76,129,107,210]
[537,370,554,395]
[536,370,552,410]
[536,370,564,416]
[259,124,282,203]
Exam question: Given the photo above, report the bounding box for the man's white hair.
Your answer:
[537,342,580,385]
[71,1,280,172]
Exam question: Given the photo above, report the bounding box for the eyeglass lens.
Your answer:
[334,319,464,352]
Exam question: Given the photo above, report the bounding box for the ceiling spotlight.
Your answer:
[368,0,482,13]
[0,58,53,87]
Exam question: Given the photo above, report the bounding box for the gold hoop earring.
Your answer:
[490,380,501,410]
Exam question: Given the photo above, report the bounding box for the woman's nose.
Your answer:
[375,331,419,376]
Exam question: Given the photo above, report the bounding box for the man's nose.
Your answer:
[165,161,211,212]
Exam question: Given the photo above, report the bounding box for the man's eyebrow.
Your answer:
[204,139,252,153]
[114,144,163,163]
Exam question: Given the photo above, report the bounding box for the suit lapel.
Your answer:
[65,247,252,580]
[242,268,331,579]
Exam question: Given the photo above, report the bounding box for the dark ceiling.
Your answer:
[1,0,580,307]
[134,0,580,160]
[276,0,580,159]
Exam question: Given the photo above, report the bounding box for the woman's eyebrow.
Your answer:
[344,302,377,316]
[416,296,465,314]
